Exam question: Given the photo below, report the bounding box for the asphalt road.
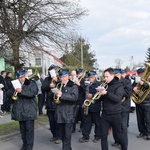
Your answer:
[0,112,150,150]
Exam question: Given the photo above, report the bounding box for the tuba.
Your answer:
[53,82,63,104]
[131,63,150,104]
[12,70,40,100]
[28,69,40,80]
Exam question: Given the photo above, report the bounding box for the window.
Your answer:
[35,58,41,66]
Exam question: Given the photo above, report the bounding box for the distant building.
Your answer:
[24,46,66,75]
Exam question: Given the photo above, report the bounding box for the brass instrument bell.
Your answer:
[54,82,63,104]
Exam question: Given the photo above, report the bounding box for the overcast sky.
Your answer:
[78,0,150,69]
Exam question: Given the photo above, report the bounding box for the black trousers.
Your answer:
[37,93,45,115]
[82,111,101,140]
[47,110,61,139]
[59,123,73,150]
[113,112,129,146]
[136,104,150,136]
[19,120,34,150]
[100,113,127,150]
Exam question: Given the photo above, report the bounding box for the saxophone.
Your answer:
[131,63,150,104]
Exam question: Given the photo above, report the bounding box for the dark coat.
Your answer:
[0,75,8,91]
[41,76,56,111]
[11,79,38,121]
[76,78,86,106]
[120,77,132,112]
[100,77,124,114]
[86,80,101,112]
[5,76,13,89]
[55,80,79,123]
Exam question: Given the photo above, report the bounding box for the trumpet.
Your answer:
[11,91,18,100]
[53,82,63,104]
[83,81,108,115]
[78,70,87,83]
[11,70,40,100]
[83,92,102,115]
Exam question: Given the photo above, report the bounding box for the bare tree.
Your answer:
[0,0,87,70]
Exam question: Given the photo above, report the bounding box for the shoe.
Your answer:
[79,137,89,143]
[20,147,26,150]
[0,110,6,115]
[0,110,3,114]
[137,133,145,138]
[144,136,150,140]
[50,137,56,141]
[55,139,61,144]
[93,138,100,143]
[112,142,120,146]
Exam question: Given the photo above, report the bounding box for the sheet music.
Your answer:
[49,70,56,78]
[11,79,22,89]
[51,88,60,94]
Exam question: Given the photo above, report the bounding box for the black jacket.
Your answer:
[41,76,56,111]
[86,80,101,112]
[100,77,124,114]
[0,75,8,91]
[76,78,86,106]
[10,79,38,121]
[55,80,79,123]
[120,77,132,112]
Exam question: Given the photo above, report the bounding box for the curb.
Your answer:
[0,122,49,143]
[0,131,20,143]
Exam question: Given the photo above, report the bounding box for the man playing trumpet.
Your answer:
[54,69,79,150]
[41,64,61,144]
[8,69,38,150]
[79,70,101,143]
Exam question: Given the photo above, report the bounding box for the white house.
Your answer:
[25,46,66,75]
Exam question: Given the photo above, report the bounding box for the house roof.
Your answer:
[36,46,66,66]
[45,51,66,66]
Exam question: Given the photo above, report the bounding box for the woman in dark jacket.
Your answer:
[10,70,38,150]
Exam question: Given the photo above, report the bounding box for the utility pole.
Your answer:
[130,56,134,70]
[81,39,83,69]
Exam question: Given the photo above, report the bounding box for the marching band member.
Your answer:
[10,69,38,150]
[132,67,150,140]
[112,69,132,148]
[70,70,78,82]
[41,64,61,144]
[79,70,101,143]
[54,69,79,150]
[72,69,86,133]
[98,67,127,150]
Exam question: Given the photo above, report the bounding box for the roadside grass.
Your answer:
[0,115,48,136]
